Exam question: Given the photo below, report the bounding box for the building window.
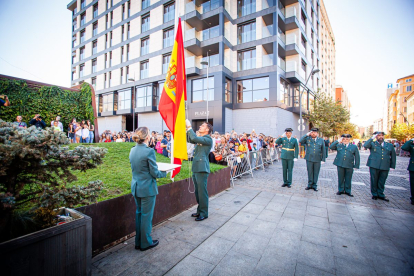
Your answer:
[93,22,98,36]
[92,77,96,89]
[279,78,289,106]
[80,46,85,60]
[81,0,85,9]
[72,34,77,47]
[126,66,129,82]
[110,31,113,46]
[109,71,112,87]
[92,59,97,73]
[105,53,108,68]
[201,0,220,13]
[72,51,76,64]
[141,13,150,33]
[192,77,214,103]
[237,48,256,71]
[311,29,314,40]
[102,94,114,112]
[80,12,86,26]
[118,90,131,109]
[104,73,107,88]
[237,0,256,17]
[141,37,149,55]
[164,2,175,23]
[126,44,130,61]
[407,85,412,92]
[120,68,124,84]
[72,18,77,31]
[301,59,306,75]
[92,40,98,54]
[121,25,125,41]
[140,61,149,79]
[93,3,98,18]
[311,9,314,23]
[301,10,306,27]
[163,28,174,48]
[237,21,256,44]
[109,51,112,66]
[80,29,85,43]
[73,7,77,16]
[137,85,152,107]
[236,77,269,103]
[106,14,108,29]
[79,64,85,78]
[201,53,219,68]
[301,35,306,50]
[406,79,412,82]
[225,78,232,103]
[72,70,76,80]
[122,4,125,20]
[142,0,150,9]
[311,50,314,66]
[121,46,125,62]
[127,22,130,39]
[163,54,171,74]
[202,25,220,41]
[128,1,131,17]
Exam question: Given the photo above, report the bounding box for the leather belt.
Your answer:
[282,148,295,151]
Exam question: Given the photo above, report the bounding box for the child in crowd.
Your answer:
[52,121,61,132]
[155,135,163,154]
[81,124,90,143]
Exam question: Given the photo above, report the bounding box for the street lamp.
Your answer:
[200,52,209,122]
[299,66,320,139]
[128,77,136,132]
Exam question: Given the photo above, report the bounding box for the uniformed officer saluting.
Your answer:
[364,131,396,202]
[276,128,299,188]
[330,134,360,197]
[299,128,326,191]
[186,119,213,221]
[400,138,414,205]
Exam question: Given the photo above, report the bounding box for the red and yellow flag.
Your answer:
[159,18,188,178]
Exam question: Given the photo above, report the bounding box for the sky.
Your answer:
[0,0,413,127]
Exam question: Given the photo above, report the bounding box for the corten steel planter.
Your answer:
[77,167,230,254]
[0,208,92,276]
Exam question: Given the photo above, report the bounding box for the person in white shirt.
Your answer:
[81,124,90,143]
[75,123,82,143]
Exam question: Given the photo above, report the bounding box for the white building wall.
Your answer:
[138,112,166,133]
[97,116,123,133]
[225,108,233,133]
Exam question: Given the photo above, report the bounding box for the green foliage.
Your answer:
[0,120,106,241]
[306,91,352,138]
[0,79,94,130]
[68,142,226,202]
[390,123,413,141]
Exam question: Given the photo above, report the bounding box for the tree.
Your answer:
[0,120,107,242]
[306,91,350,138]
[390,123,409,141]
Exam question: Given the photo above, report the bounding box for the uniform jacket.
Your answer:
[129,143,167,197]
[401,140,414,171]
[299,135,326,162]
[330,141,360,169]
[364,138,396,170]
[275,137,299,159]
[187,129,213,173]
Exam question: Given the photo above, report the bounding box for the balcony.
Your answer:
[278,56,286,71]
[285,61,305,83]
[284,6,300,31]
[185,56,200,76]
[262,54,273,67]
[262,24,273,39]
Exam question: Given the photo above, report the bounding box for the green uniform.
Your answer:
[401,140,414,203]
[364,138,396,198]
[276,137,299,186]
[330,141,360,194]
[324,139,330,158]
[130,143,167,249]
[187,129,213,218]
[299,135,326,189]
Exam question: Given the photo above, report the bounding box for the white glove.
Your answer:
[306,132,311,136]
[371,134,377,140]
[282,132,286,137]
[390,168,394,171]
[338,137,343,143]
[293,158,298,162]
[185,119,191,129]
[321,161,325,164]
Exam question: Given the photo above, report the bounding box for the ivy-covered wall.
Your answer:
[0,78,94,131]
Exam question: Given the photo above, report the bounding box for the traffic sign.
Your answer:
[298,118,304,124]
[298,124,305,131]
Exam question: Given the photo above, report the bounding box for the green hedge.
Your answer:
[0,78,94,130]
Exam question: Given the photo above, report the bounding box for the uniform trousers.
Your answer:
[306,161,321,189]
[410,171,414,202]
[193,172,209,218]
[281,159,294,186]
[337,166,353,194]
[369,167,389,198]
[134,195,156,249]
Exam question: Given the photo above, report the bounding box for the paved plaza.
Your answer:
[92,152,414,276]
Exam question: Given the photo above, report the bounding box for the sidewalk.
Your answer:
[92,184,414,276]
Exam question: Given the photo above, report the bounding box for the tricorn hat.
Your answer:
[373,131,385,135]
[341,134,352,138]
[310,128,319,132]
[285,128,293,132]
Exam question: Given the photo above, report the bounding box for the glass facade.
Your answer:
[142,14,150,33]
[163,28,174,48]
[141,38,149,55]
[237,77,269,103]
[192,77,214,103]
[118,90,131,110]
[102,94,113,112]
[237,0,256,17]
[238,21,256,44]
[237,49,256,71]
[136,85,152,107]
[164,2,175,23]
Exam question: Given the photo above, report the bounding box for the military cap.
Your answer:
[373,131,385,135]
[310,128,319,132]
[341,134,352,138]
[285,128,293,132]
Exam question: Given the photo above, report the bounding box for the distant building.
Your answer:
[373,118,383,132]
[358,126,365,137]
[365,125,373,137]
[335,85,351,112]
[407,91,414,124]
[387,74,413,130]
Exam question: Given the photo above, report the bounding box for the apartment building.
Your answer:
[67,0,326,135]
[319,0,335,99]
[335,85,350,113]
[372,118,383,132]
[407,91,414,124]
[386,74,413,130]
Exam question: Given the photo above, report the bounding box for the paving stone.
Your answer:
[361,236,405,260]
[307,205,328,218]
[232,231,270,259]
[297,241,336,274]
[327,203,350,215]
[189,236,235,265]
[269,229,302,252]
[302,225,332,247]
[331,236,370,265]
[295,262,335,276]
[304,214,330,230]
[365,252,414,276]
[328,212,354,226]
[252,248,297,276]
[256,209,283,223]
[282,207,306,220]
[277,216,304,235]
[212,221,248,242]
[308,199,328,208]
[354,220,388,238]
[209,249,259,276]
[246,219,278,238]
[265,201,288,212]
[165,255,215,276]
[228,211,258,226]
[241,202,266,215]
[335,257,377,276]
[250,195,273,206]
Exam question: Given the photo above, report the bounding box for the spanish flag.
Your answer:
[159,18,188,177]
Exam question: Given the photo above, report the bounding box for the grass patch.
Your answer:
[68,143,226,202]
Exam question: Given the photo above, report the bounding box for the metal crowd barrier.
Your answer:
[226,151,254,187]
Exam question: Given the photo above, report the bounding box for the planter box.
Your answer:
[77,167,231,254]
[0,208,92,276]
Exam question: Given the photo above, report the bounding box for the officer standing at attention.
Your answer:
[330,134,360,197]
[129,127,167,251]
[364,131,396,201]
[401,138,414,205]
[276,128,299,188]
[324,137,330,158]
[299,128,326,191]
[186,120,213,221]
